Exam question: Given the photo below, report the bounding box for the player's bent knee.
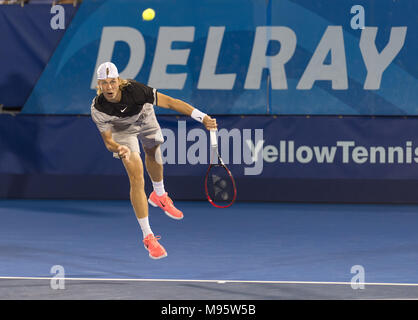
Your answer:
[123,153,145,186]
[144,146,157,157]
[144,145,163,165]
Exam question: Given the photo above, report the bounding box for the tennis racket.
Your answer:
[204,129,237,208]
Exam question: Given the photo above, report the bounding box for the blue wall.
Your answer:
[0,4,78,107]
[2,114,418,203]
[1,0,418,203]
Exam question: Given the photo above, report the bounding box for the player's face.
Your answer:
[99,77,121,101]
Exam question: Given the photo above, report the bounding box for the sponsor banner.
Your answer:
[2,114,418,182]
[160,116,418,180]
[20,0,417,115]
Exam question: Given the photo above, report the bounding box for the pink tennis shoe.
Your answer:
[148,191,184,220]
[143,234,167,259]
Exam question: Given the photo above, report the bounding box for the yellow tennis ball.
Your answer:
[142,8,155,21]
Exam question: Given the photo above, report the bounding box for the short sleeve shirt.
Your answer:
[91,80,158,133]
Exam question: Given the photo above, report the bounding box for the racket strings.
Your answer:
[207,166,234,203]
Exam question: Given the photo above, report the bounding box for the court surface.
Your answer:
[1,199,418,299]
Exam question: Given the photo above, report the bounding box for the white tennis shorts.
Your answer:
[111,105,164,159]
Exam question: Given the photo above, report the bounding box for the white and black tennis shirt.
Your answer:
[91,79,158,133]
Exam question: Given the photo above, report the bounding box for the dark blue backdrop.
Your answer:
[0,4,78,107]
[2,114,418,203]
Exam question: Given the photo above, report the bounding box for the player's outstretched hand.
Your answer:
[117,145,131,160]
[203,115,217,131]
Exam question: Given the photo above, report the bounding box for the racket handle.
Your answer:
[210,129,218,148]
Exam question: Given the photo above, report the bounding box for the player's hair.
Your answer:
[96,78,130,95]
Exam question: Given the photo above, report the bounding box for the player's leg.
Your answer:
[143,144,184,220]
[121,151,148,221]
[121,152,167,259]
[138,108,184,220]
[144,144,164,189]
[113,130,167,259]
[143,144,167,198]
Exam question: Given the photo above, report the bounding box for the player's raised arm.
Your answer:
[156,92,217,131]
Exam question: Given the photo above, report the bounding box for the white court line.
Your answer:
[1,276,418,287]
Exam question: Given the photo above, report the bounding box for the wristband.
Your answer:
[191,109,207,123]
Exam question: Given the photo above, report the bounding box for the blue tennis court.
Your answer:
[1,199,418,299]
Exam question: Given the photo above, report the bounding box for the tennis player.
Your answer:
[91,62,217,259]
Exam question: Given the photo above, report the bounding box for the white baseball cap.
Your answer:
[97,62,119,80]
